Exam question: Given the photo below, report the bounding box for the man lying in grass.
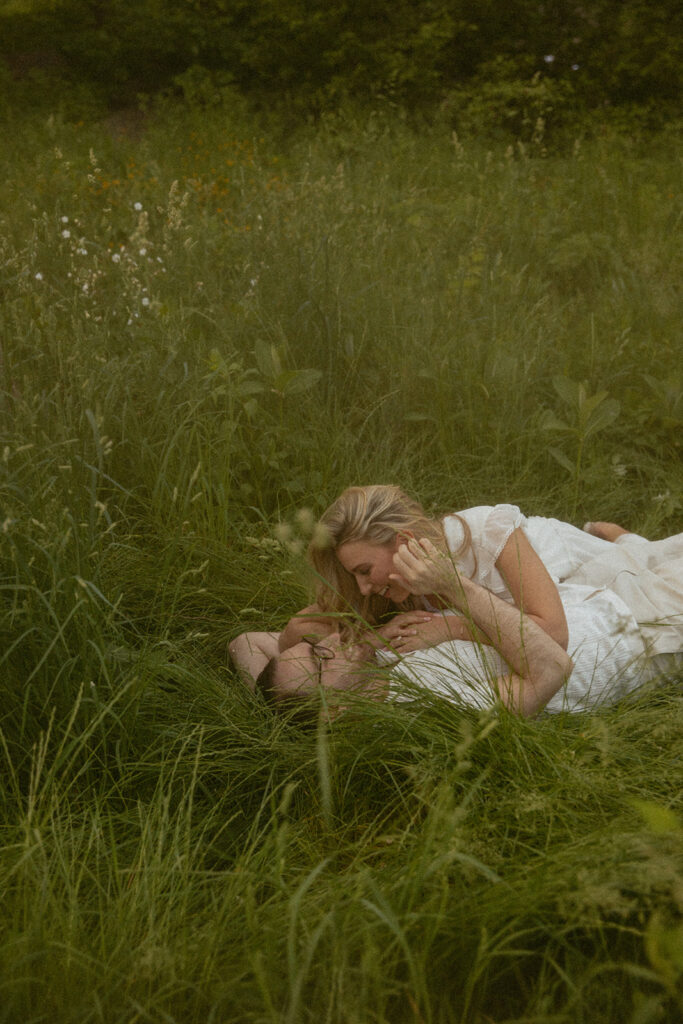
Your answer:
[232,502,679,715]
[231,536,575,718]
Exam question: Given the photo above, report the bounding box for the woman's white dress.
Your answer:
[388,505,682,713]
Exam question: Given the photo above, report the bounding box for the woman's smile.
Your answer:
[336,539,411,603]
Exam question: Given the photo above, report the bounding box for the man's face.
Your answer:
[274,633,371,698]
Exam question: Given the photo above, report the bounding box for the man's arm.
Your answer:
[229,631,280,689]
[278,604,339,652]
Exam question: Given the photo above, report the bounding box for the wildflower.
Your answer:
[61,215,69,223]
[611,455,627,477]
[35,272,43,281]
[112,253,121,263]
[139,247,147,256]
[274,522,293,543]
[571,64,580,71]
[76,247,88,255]
[134,202,143,211]
[295,507,315,532]
[311,523,332,549]
[61,229,71,239]
[543,55,555,64]
[141,296,150,307]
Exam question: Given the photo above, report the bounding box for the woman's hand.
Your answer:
[391,538,465,602]
[375,610,439,652]
[380,613,476,654]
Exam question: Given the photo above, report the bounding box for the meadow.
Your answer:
[0,96,681,1022]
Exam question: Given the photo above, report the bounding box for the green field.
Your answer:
[1,100,681,1022]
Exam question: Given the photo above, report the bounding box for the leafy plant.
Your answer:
[541,376,621,517]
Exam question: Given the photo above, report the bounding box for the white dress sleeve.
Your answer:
[443,504,526,597]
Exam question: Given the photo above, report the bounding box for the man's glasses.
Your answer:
[302,636,335,687]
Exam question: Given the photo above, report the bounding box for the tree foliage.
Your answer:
[1,0,681,112]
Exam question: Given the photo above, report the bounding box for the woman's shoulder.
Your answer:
[444,504,524,535]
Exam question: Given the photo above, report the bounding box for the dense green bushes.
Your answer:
[1,0,681,118]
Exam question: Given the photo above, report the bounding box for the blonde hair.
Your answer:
[307,485,472,630]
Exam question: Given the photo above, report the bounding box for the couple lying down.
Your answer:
[230,487,683,717]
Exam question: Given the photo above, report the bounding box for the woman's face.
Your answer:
[336,538,411,604]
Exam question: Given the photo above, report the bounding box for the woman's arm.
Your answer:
[391,539,573,717]
[495,528,569,650]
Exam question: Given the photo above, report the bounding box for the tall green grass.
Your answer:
[0,100,681,1021]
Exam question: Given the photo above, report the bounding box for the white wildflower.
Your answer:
[134,202,143,211]
[61,229,71,239]
[35,272,43,281]
[274,522,293,543]
[112,253,121,263]
[295,507,315,532]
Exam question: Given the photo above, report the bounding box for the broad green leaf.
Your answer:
[577,389,608,423]
[236,380,265,397]
[552,375,581,408]
[547,446,574,474]
[272,369,295,390]
[254,339,280,379]
[583,398,620,438]
[281,368,322,396]
[539,410,570,433]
